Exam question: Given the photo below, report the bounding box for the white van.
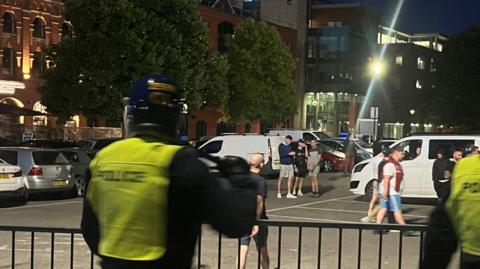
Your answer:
[350,134,480,200]
[198,135,284,177]
[267,129,329,141]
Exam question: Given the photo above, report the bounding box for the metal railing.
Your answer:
[0,221,444,269]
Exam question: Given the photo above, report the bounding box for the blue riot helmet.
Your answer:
[126,74,184,137]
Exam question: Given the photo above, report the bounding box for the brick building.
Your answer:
[0,0,83,132]
[189,4,298,139]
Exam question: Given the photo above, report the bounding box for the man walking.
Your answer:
[432,149,449,201]
[376,147,407,229]
[239,154,270,269]
[277,135,296,198]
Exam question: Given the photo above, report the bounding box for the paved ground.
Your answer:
[0,172,460,268]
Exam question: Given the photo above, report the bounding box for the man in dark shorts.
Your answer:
[239,154,270,269]
[293,139,309,197]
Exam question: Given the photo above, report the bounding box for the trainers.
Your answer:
[297,191,304,197]
[286,193,297,199]
[277,193,282,199]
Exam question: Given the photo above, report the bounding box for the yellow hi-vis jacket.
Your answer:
[86,137,182,261]
[446,155,480,256]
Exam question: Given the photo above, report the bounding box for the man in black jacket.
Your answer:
[432,149,449,202]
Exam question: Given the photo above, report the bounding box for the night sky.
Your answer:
[328,0,480,36]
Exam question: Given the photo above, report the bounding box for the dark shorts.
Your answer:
[240,225,268,249]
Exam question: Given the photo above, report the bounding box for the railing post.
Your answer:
[297,227,302,269]
[357,229,362,269]
[277,226,282,269]
[11,231,15,269]
[51,233,55,269]
[338,228,343,269]
[30,232,35,269]
[317,228,322,269]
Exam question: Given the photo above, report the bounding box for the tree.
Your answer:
[41,0,223,125]
[225,18,296,123]
[433,25,480,130]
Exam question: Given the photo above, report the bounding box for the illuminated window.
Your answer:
[416,80,423,89]
[2,48,14,76]
[32,18,45,38]
[417,57,425,70]
[395,55,403,66]
[2,13,15,34]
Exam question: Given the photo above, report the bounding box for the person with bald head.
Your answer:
[238,154,270,269]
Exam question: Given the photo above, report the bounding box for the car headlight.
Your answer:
[353,163,368,173]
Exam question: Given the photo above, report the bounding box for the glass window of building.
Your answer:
[2,48,14,76]
[61,22,72,39]
[32,18,45,39]
[217,22,234,53]
[307,37,315,58]
[395,55,403,66]
[2,12,15,34]
[287,0,293,6]
[416,80,423,89]
[32,52,46,78]
[417,57,425,70]
[430,58,436,72]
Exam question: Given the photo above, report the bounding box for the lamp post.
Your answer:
[368,59,386,141]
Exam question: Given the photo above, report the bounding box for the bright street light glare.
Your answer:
[369,60,385,77]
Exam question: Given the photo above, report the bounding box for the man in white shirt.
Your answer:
[376,146,406,227]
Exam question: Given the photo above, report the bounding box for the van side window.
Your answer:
[303,132,315,142]
[428,140,474,159]
[0,150,17,165]
[199,141,223,154]
[397,140,422,160]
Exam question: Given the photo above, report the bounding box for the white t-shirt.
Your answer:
[378,163,404,195]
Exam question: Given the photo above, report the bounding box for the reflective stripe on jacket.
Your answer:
[87,138,181,261]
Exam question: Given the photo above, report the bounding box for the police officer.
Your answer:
[423,154,480,269]
[81,74,257,269]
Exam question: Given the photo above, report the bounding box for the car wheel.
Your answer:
[19,188,29,204]
[364,180,375,202]
[323,160,334,172]
[75,176,86,198]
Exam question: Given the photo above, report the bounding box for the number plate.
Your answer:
[52,180,68,186]
[0,174,12,180]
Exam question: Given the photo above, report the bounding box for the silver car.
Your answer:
[0,147,74,195]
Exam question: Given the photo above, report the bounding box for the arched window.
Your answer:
[61,22,72,39]
[196,121,207,139]
[2,12,15,34]
[217,121,236,135]
[1,48,14,76]
[32,101,47,126]
[217,22,234,53]
[32,18,45,38]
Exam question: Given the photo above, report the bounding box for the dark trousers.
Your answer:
[461,252,480,269]
[433,181,449,202]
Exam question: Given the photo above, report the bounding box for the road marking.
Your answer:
[267,195,359,213]
[297,206,429,218]
[0,200,82,211]
[269,214,356,223]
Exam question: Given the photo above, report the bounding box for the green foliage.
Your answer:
[225,19,296,123]
[41,0,216,124]
[433,25,480,130]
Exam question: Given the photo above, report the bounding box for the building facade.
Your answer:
[0,0,84,140]
[188,2,299,139]
[374,26,447,138]
[304,3,378,136]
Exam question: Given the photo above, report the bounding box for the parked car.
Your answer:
[0,157,28,203]
[19,139,81,148]
[321,139,372,164]
[316,142,345,172]
[0,147,74,196]
[82,138,120,158]
[267,129,329,141]
[350,134,480,200]
[197,135,284,177]
[60,149,91,197]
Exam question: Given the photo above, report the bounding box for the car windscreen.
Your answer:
[33,151,69,165]
[313,132,329,139]
[0,150,17,165]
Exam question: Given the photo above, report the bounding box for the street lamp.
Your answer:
[409,109,416,115]
[369,60,386,77]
